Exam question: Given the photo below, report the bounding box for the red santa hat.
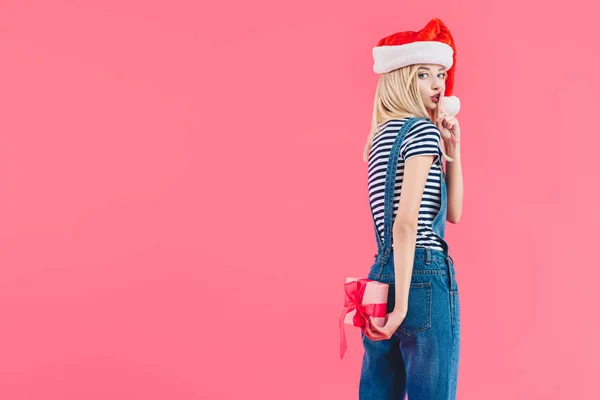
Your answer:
[372,18,460,116]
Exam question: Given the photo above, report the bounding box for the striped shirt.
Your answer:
[367,117,445,251]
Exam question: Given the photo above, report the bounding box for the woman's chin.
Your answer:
[425,103,438,112]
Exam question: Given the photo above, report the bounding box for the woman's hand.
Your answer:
[436,105,461,146]
[364,309,407,341]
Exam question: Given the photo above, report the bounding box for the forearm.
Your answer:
[391,225,417,314]
[445,143,463,223]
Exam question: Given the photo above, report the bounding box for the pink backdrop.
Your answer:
[0,0,598,399]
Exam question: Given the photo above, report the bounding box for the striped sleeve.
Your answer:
[400,120,442,163]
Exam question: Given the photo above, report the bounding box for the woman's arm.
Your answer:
[391,155,435,314]
[445,143,463,223]
[366,154,434,341]
[436,106,463,224]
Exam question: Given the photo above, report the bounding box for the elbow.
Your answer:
[393,219,418,236]
[447,213,461,224]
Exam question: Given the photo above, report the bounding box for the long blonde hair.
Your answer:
[362,64,451,163]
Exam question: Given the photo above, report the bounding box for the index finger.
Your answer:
[439,95,446,116]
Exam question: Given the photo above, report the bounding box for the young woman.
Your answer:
[359,18,464,399]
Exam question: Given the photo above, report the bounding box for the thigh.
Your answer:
[394,272,460,399]
[359,332,407,400]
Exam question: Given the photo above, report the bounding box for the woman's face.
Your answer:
[417,64,447,112]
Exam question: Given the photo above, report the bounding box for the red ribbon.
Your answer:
[339,278,387,359]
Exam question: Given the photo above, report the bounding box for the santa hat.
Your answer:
[372,18,460,116]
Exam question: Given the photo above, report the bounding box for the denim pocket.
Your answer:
[397,281,432,336]
[450,290,460,335]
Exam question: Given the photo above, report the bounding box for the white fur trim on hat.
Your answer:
[442,95,460,116]
[373,41,454,74]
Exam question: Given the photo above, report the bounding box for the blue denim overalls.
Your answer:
[360,117,461,400]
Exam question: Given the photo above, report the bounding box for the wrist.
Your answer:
[444,142,461,159]
[392,302,408,316]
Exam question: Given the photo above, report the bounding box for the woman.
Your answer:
[360,18,464,399]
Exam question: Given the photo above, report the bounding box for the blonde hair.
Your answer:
[362,64,452,163]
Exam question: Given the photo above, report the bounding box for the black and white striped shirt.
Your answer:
[367,118,445,251]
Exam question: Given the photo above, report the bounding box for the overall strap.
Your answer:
[372,117,423,263]
[430,148,450,255]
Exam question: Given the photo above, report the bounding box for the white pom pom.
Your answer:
[442,95,460,116]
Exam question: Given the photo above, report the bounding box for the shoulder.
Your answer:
[405,118,441,140]
[401,118,442,160]
[372,118,411,147]
[374,118,440,148]
[401,118,441,147]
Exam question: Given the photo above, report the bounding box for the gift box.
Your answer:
[339,277,389,359]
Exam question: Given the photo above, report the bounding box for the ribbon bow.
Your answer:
[339,279,387,359]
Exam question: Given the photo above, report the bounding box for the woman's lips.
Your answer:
[431,94,440,103]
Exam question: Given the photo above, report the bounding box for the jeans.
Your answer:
[359,247,461,400]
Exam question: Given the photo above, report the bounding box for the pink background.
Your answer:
[0,0,598,399]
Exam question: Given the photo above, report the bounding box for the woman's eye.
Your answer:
[418,73,428,78]
[438,73,446,79]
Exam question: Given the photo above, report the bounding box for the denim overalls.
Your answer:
[360,118,461,400]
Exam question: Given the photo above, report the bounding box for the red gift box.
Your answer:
[339,277,389,359]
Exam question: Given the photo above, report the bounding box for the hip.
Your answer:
[367,247,457,288]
